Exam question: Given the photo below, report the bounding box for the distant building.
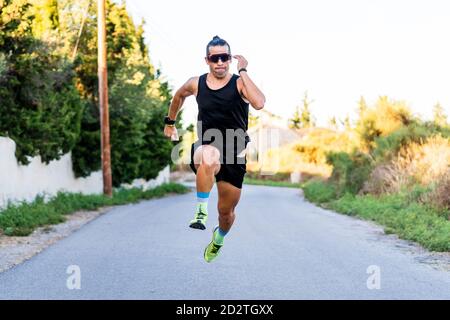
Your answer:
[247,109,309,161]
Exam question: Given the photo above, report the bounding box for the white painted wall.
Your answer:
[121,165,170,191]
[0,137,170,209]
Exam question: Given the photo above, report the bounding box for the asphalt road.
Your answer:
[0,184,449,299]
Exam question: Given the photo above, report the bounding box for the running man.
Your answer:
[163,36,265,262]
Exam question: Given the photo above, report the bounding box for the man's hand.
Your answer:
[164,125,179,141]
[233,55,248,71]
[234,54,266,110]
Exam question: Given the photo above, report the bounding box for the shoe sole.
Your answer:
[189,222,206,230]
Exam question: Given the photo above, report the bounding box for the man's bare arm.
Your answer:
[164,77,197,140]
[234,55,265,110]
[239,71,265,110]
[167,77,198,120]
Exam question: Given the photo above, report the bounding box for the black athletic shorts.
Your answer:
[189,142,247,189]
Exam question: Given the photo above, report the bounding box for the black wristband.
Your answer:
[164,116,176,125]
[238,68,247,74]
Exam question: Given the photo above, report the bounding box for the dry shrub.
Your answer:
[363,135,450,194]
[420,169,450,213]
[361,162,412,195]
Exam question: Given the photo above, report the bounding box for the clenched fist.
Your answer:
[164,125,179,141]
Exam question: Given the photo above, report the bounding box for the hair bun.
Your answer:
[206,36,230,56]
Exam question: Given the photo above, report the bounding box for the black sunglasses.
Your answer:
[207,53,231,63]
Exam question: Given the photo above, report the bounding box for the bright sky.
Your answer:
[126,0,450,127]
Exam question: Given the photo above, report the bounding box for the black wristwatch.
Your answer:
[238,68,247,74]
[164,116,176,125]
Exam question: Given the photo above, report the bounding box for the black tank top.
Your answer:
[195,73,250,155]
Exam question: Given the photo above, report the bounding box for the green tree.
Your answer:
[66,0,175,185]
[432,102,448,127]
[357,96,367,117]
[30,0,59,36]
[355,96,413,151]
[289,91,315,129]
[340,115,351,131]
[0,0,84,164]
[299,91,315,128]
[328,116,338,130]
[289,105,301,129]
[1,0,176,186]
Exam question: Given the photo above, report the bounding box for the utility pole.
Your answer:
[98,0,112,196]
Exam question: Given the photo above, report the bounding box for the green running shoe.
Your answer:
[189,206,208,230]
[204,227,223,263]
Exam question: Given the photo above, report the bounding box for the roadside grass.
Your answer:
[243,177,303,189]
[302,179,337,203]
[302,180,450,252]
[0,183,190,237]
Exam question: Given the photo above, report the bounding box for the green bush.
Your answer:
[326,151,372,195]
[303,180,337,203]
[372,121,450,164]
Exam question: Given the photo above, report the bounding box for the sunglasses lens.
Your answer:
[209,54,230,63]
[220,54,230,62]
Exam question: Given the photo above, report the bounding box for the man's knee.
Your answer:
[201,145,220,164]
[200,162,220,176]
[218,204,235,217]
[196,145,221,174]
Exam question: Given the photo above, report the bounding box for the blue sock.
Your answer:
[214,227,228,245]
[197,191,209,212]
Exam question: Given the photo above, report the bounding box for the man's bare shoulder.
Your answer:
[235,76,250,103]
[187,76,201,94]
[236,76,243,89]
[187,76,200,89]
[177,76,200,97]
